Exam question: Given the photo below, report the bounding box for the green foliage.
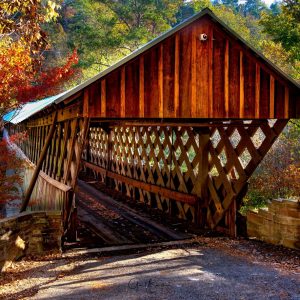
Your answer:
[242,120,300,213]
[260,0,300,79]
[46,0,184,78]
[240,0,268,18]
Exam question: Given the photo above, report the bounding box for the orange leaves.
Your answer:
[0,40,33,107]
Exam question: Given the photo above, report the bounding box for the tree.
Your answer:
[213,0,239,12]
[270,1,281,15]
[0,0,79,209]
[0,1,80,118]
[260,0,300,62]
[240,0,269,18]
[48,0,184,78]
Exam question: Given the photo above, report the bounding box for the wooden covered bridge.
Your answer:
[7,8,300,239]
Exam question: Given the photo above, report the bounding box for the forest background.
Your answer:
[0,0,299,214]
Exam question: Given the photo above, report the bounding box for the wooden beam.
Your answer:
[101,79,106,117]
[158,44,164,118]
[284,86,289,119]
[224,40,229,118]
[20,112,58,212]
[83,160,198,206]
[270,75,275,118]
[139,56,145,118]
[174,34,180,117]
[255,64,260,118]
[239,51,244,118]
[120,67,126,118]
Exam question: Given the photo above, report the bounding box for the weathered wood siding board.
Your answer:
[83,15,298,120]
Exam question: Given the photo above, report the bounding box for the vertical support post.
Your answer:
[20,112,57,212]
[104,127,112,187]
[196,127,210,227]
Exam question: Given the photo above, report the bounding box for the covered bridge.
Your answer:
[7,8,300,238]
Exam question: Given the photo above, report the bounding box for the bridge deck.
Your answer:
[70,180,191,250]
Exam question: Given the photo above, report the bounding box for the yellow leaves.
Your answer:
[44,1,61,22]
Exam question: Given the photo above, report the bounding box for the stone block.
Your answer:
[282,238,300,250]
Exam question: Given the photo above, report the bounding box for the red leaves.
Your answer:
[16,49,80,103]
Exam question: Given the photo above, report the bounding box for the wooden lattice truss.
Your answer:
[83,119,288,234]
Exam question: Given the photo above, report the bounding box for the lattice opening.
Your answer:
[142,132,147,144]
[150,132,156,143]
[229,129,241,149]
[180,161,188,173]
[251,127,266,149]
[268,119,276,127]
[181,130,189,145]
[239,148,251,168]
[218,148,227,167]
[211,130,221,148]
[209,165,219,177]
[159,131,165,143]
[154,144,160,157]
[188,145,196,162]
[175,146,181,160]
[164,145,170,159]
[193,163,199,177]
[158,158,164,170]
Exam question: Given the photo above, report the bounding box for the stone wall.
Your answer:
[247,199,300,249]
[0,211,63,272]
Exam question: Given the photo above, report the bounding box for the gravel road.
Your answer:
[30,246,299,300]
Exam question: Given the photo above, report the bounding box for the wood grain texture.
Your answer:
[239,51,244,118]
[139,56,145,117]
[270,75,275,118]
[26,16,297,120]
[255,64,260,118]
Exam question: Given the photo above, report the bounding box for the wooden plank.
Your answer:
[208,29,213,118]
[239,51,244,118]
[125,59,139,117]
[144,48,159,117]
[139,56,145,118]
[101,79,106,117]
[191,26,197,118]
[260,69,270,118]
[163,36,175,118]
[83,160,198,206]
[244,56,256,118]
[174,34,180,117]
[284,86,289,118]
[106,71,121,117]
[275,81,285,118]
[255,64,260,118]
[20,112,58,212]
[270,75,275,118]
[83,89,89,117]
[229,45,240,117]
[196,19,209,118]
[224,39,229,118]
[158,44,164,118]
[120,67,126,118]
[179,27,192,118]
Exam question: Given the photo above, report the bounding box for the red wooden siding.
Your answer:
[85,15,299,119]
